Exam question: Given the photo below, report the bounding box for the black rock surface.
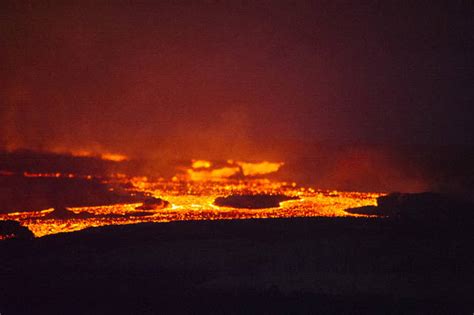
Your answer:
[0,220,34,240]
[345,192,474,223]
[135,197,170,211]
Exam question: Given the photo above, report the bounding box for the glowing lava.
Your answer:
[0,160,384,238]
[183,160,285,181]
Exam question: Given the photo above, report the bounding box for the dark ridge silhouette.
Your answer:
[345,192,474,223]
[0,150,173,178]
[0,218,472,313]
[44,206,156,220]
[0,220,34,240]
[214,194,298,209]
[0,175,144,214]
[44,207,96,219]
[135,197,170,211]
[344,205,379,216]
[0,150,115,176]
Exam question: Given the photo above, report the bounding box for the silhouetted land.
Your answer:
[0,220,34,240]
[1,217,473,314]
[0,175,148,214]
[346,192,474,223]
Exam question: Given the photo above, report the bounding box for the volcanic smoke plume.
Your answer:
[0,1,473,194]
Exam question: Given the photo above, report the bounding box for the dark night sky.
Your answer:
[1,0,472,160]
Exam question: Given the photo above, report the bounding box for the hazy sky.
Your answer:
[1,1,472,159]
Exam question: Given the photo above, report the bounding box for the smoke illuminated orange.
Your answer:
[235,161,284,176]
[49,148,129,162]
[191,160,212,168]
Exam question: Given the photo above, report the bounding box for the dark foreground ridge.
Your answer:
[346,192,474,224]
[0,175,143,214]
[43,206,158,220]
[1,217,473,314]
[0,220,34,240]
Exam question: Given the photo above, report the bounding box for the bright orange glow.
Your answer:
[187,160,239,180]
[236,161,284,176]
[183,160,285,181]
[191,160,212,168]
[100,153,128,162]
[186,166,241,181]
[0,159,385,238]
[51,148,128,162]
[68,149,95,157]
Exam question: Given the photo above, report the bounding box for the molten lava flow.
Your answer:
[183,160,284,181]
[0,160,385,238]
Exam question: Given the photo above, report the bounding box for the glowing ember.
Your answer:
[23,172,81,178]
[52,148,128,162]
[100,153,128,162]
[0,234,16,241]
[0,160,384,238]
